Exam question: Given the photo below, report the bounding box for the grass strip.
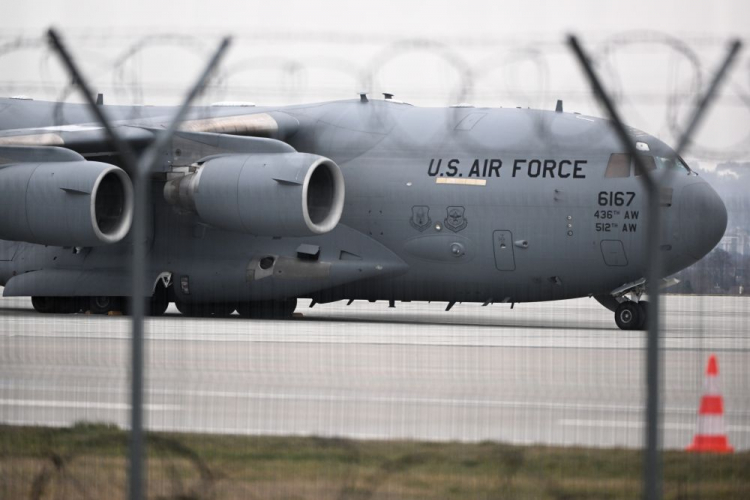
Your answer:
[1,422,748,499]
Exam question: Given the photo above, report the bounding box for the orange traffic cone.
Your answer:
[686,354,733,453]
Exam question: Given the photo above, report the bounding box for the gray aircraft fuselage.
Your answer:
[0,96,727,326]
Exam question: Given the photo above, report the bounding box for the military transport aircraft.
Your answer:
[0,93,727,330]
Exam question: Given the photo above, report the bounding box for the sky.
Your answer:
[2,0,749,167]
[5,1,748,38]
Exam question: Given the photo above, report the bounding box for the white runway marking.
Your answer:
[0,398,180,411]
[558,419,750,432]
[148,388,740,416]
[1,295,749,449]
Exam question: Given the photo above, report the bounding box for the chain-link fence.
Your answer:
[1,27,749,500]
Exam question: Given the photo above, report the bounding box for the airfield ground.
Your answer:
[1,295,748,450]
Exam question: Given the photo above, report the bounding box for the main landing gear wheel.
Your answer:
[237,299,297,320]
[176,301,236,318]
[89,296,122,315]
[148,283,169,317]
[175,301,194,317]
[31,296,55,314]
[175,301,208,318]
[147,296,169,317]
[615,301,643,331]
[207,302,236,318]
[31,296,79,314]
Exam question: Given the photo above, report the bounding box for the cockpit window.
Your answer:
[605,153,631,178]
[634,155,656,176]
[605,153,690,178]
[655,156,691,173]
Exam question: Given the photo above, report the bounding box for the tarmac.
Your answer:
[1,294,748,450]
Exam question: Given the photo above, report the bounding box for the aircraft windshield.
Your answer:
[605,153,692,178]
[655,156,692,173]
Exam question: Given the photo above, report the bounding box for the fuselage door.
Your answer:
[600,239,628,267]
[492,230,516,271]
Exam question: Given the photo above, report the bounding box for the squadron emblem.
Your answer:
[410,205,432,231]
[444,206,468,232]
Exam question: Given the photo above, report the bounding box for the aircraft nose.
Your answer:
[678,182,727,260]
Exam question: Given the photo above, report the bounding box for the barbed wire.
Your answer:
[24,425,570,500]
[0,30,748,160]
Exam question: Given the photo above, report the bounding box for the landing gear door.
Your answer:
[493,230,516,271]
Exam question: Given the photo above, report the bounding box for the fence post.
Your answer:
[46,30,231,500]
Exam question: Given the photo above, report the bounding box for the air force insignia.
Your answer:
[410,205,431,231]
[444,206,468,232]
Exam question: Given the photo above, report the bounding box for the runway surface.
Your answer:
[1,294,749,450]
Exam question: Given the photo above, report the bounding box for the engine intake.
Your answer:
[164,153,345,237]
[0,161,133,247]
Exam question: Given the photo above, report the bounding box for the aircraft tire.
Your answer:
[31,296,56,313]
[89,296,121,315]
[176,301,230,318]
[148,297,169,317]
[237,299,297,320]
[636,301,649,330]
[55,298,80,314]
[176,301,199,317]
[175,301,191,316]
[32,296,79,314]
[236,302,252,318]
[209,302,236,318]
[148,284,170,317]
[615,301,641,330]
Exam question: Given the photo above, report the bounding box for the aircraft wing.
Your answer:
[0,100,299,159]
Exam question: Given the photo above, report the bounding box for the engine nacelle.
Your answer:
[164,153,345,237]
[0,161,133,247]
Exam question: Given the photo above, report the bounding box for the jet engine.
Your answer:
[164,153,345,237]
[0,161,133,247]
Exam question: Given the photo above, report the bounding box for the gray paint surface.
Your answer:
[0,97,728,328]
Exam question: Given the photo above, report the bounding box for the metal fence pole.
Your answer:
[46,30,231,500]
[568,35,741,500]
[125,40,229,498]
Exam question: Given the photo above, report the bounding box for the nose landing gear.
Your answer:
[614,300,649,330]
[598,278,654,330]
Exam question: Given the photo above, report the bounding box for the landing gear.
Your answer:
[31,292,168,317]
[636,301,649,330]
[122,281,171,316]
[210,302,237,318]
[615,301,640,330]
[602,278,652,331]
[175,298,297,319]
[31,296,79,314]
[148,282,170,317]
[175,301,236,318]
[614,300,649,331]
[237,299,297,320]
[175,301,194,316]
[31,296,55,313]
[90,296,122,315]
